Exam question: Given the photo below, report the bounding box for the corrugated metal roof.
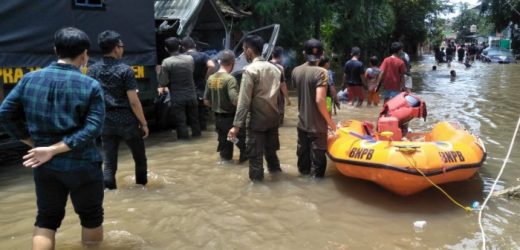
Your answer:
[154,0,202,20]
[154,0,250,35]
[154,0,250,21]
[154,0,204,35]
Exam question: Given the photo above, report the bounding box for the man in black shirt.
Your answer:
[457,45,465,62]
[157,38,201,139]
[468,44,477,62]
[88,30,149,190]
[342,47,366,106]
[181,37,216,130]
[446,43,455,67]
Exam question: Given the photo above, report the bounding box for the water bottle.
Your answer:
[326,96,332,113]
[471,201,480,211]
[227,137,239,144]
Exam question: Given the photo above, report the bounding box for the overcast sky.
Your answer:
[444,0,480,18]
[449,0,479,5]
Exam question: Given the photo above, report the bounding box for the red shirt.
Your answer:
[380,56,406,91]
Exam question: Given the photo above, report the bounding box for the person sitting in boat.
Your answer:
[378,92,427,140]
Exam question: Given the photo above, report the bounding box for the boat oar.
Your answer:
[348,131,376,142]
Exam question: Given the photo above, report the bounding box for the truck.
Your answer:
[0,0,158,158]
[154,0,280,73]
[0,0,279,159]
[0,0,158,113]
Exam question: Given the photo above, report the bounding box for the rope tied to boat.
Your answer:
[402,154,473,213]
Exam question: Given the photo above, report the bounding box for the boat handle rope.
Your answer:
[340,118,520,249]
[478,116,520,250]
[402,155,473,213]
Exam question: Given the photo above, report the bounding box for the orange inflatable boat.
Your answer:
[327,120,486,196]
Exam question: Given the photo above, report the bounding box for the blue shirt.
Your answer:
[0,62,105,171]
[88,56,138,126]
[327,69,335,86]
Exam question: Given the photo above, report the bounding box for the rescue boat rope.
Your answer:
[479,116,520,250]
[402,156,472,212]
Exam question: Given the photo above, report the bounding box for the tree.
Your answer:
[320,0,395,60]
[237,0,316,49]
[481,0,520,31]
[452,3,493,40]
[234,0,450,59]
[389,0,450,55]
[425,17,447,48]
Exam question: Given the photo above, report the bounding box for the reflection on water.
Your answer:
[1,55,519,249]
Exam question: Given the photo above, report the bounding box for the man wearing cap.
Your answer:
[292,39,336,178]
[227,35,282,181]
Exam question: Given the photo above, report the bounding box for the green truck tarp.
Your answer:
[0,0,157,67]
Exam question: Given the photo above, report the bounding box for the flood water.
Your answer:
[1,55,519,249]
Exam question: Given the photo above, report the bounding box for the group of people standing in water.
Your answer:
[0,23,415,249]
[434,41,486,67]
[338,42,411,107]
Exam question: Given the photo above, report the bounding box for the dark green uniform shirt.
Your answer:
[204,72,238,114]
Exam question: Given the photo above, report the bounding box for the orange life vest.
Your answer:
[379,92,427,126]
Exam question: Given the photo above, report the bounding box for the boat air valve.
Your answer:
[380,131,394,146]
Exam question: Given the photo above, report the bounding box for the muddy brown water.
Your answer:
[1,55,519,249]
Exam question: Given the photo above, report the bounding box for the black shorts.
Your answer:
[33,163,104,230]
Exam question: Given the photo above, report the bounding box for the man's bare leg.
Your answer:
[82,226,103,246]
[32,227,55,250]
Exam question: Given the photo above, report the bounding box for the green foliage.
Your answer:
[426,17,446,46]
[452,3,494,39]
[237,0,315,48]
[321,0,395,59]
[388,0,450,54]
[481,0,520,31]
[234,0,449,59]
